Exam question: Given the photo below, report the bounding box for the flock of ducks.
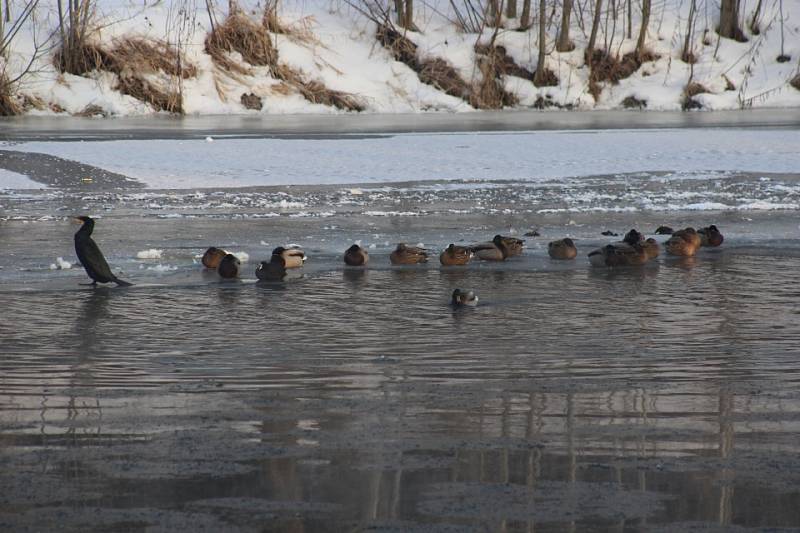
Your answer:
[197,224,724,305]
[72,215,723,304]
[72,215,724,298]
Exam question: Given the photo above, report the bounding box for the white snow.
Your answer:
[2,0,798,115]
[231,251,250,263]
[0,169,47,190]
[49,257,72,270]
[146,264,178,272]
[5,129,800,188]
[136,248,163,259]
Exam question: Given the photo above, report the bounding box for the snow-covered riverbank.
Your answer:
[1,0,799,116]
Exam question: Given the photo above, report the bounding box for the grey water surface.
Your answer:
[1,115,800,532]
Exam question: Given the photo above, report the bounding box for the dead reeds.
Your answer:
[587,49,656,101]
[0,74,21,116]
[791,74,800,91]
[54,37,195,114]
[378,24,516,109]
[206,12,363,112]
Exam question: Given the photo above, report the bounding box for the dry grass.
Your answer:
[206,12,362,111]
[474,43,534,80]
[205,13,277,74]
[472,46,518,108]
[684,82,708,98]
[586,49,656,101]
[240,92,263,110]
[55,37,194,113]
[0,75,22,116]
[74,104,107,117]
[790,74,800,91]
[622,95,647,108]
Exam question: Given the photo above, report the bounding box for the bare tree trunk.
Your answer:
[586,0,603,56]
[635,0,650,59]
[681,0,696,62]
[534,0,548,84]
[228,0,238,14]
[749,0,763,34]
[3,0,9,23]
[556,0,573,51]
[626,0,631,38]
[394,0,406,27]
[405,0,414,29]
[519,0,531,28]
[489,0,500,27]
[718,0,744,41]
[506,0,517,19]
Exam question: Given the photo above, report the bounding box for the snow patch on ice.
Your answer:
[49,257,72,270]
[136,248,163,259]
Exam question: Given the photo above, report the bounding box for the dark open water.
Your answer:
[2,203,800,532]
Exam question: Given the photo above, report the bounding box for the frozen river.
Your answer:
[1,111,800,531]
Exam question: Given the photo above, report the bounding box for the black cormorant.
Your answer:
[73,216,133,287]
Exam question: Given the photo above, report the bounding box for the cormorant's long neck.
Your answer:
[77,221,94,239]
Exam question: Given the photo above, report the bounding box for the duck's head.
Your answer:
[347,244,362,253]
[623,229,643,245]
[271,246,286,256]
[492,235,504,245]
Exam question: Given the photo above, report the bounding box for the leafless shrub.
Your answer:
[205,12,277,74]
[622,95,646,108]
[586,48,656,101]
[0,73,22,115]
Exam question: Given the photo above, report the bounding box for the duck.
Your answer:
[666,228,701,256]
[655,226,674,235]
[344,244,369,266]
[390,243,428,265]
[497,235,524,256]
[439,244,473,266]
[255,255,286,281]
[643,238,660,260]
[548,238,577,260]
[201,247,228,269]
[698,225,724,247]
[73,216,133,287]
[272,246,306,268]
[451,288,478,307]
[588,242,648,267]
[622,229,645,245]
[473,235,513,261]
[217,253,241,279]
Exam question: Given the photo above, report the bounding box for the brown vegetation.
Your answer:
[0,75,21,116]
[586,48,656,101]
[55,37,195,113]
[207,12,362,111]
[622,95,646,108]
[791,74,800,91]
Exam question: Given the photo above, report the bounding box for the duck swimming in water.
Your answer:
[588,242,648,267]
[451,288,478,307]
[698,225,724,247]
[390,243,428,265]
[344,244,369,266]
[548,238,577,260]
[255,254,286,281]
[643,238,660,260]
[439,244,473,266]
[273,246,306,269]
[217,253,241,279]
[73,216,132,287]
[201,247,228,269]
[473,235,514,261]
[666,228,701,256]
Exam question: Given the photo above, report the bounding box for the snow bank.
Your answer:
[1,0,798,116]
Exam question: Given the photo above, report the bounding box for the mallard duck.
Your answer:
[588,242,648,267]
[548,238,577,260]
[473,235,513,261]
[344,244,369,266]
[217,253,241,279]
[390,243,428,265]
[256,255,286,281]
[440,244,473,266]
[666,228,701,256]
[201,247,228,269]
[655,226,674,235]
[643,238,660,260]
[623,229,645,245]
[698,225,724,247]
[497,235,524,256]
[451,288,478,307]
[272,246,306,268]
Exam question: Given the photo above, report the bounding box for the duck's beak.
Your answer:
[71,217,84,224]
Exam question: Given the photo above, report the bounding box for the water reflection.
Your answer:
[1,253,800,530]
